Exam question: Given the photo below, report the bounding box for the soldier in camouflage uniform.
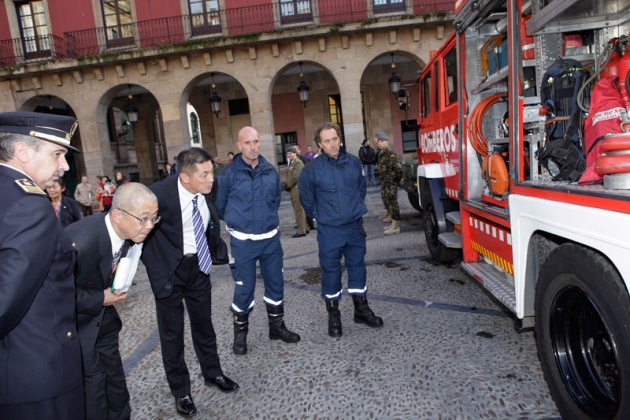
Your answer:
[375,131,402,234]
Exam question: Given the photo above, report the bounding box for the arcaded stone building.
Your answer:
[0,0,453,189]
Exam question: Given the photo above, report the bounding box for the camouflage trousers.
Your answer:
[380,182,400,220]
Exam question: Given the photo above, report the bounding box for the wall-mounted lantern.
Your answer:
[297,62,310,107]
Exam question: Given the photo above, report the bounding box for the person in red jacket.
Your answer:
[98,176,116,212]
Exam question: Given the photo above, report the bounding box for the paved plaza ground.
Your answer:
[116,187,561,419]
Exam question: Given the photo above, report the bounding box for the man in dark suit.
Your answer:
[0,112,84,419]
[66,183,159,420]
[141,147,239,417]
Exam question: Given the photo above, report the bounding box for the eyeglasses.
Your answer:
[118,208,161,227]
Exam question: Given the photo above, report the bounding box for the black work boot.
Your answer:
[352,295,384,328]
[267,305,301,343]
[232,312,249,355]
[325,299,342,338]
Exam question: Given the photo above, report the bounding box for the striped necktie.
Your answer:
[111,241,128,280]
[192,195,212,275]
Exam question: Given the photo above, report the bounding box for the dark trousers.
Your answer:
[229,233,284,312]
[79,203,93,217]
[317,220,367,299]
[155,255,222,397]
[0,385,84,420]
[82,309,130,420]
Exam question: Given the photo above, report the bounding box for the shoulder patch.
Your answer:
[15,178,46,195]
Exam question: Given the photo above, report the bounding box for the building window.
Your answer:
[401,120,419,152]
[280,0,312,24]
[228,98,250,116]
[444,46,457,106]
[102,0,133,48]
[275,132,297,165]
[110,108,133,143]
[16,1,50,59]
[328,94,342,125]
[327,94,345,141]
[373,0,405,14]
[190,112,201,144]
[189,0,221,36]
[421,69,432,119]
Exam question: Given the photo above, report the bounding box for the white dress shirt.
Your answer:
[178,177,210,255]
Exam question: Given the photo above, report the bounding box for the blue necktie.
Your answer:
[192,195,212,275]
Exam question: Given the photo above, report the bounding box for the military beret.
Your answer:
[374,131,388,141]
[0,111,80,153]
[287,147,298,154]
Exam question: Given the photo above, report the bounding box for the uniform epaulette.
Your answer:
[15,178,46,195]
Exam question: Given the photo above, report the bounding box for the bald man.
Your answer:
[216,126,300,355]
[66,183,159,420]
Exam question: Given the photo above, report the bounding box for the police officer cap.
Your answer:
[0,111,80,153]
[287,147,298,154]
[374,131,388,141]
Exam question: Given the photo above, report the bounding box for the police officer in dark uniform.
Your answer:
[0,112,84,419]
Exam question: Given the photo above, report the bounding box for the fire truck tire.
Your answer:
[407,191,422,213]
[535,243,630,419]
[421,188,459,263]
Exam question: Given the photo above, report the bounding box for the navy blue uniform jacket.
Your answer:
[298,147,368,226]
[0,164,82,405]
[215,153,281,233]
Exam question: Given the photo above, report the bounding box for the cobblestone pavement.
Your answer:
[117,187,561,419]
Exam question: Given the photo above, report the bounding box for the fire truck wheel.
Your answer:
[421,187,459,263]
[407,191,422,213]
[535,243,630,419]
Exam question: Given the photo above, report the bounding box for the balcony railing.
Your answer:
[0,34,66,66]
[1,0,453,68]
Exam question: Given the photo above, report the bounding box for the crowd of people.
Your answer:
[0,110,404,419]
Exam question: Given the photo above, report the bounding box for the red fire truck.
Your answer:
[413,0,630,417]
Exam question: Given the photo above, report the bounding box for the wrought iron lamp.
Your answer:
[209,73,221,117]
[126,84,138,123]
[297,62,310,108]
[388,53,401,95]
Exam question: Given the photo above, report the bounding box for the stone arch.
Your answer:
[181,72,251,163]
[18,95,84,193]
[360,50,425,156]
[96,83,166,184]
[270,60,340,165]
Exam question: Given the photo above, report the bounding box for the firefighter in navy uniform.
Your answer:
[0,112,84,419]
[299,122,383,338]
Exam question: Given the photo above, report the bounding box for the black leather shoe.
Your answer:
[291,233,306,238]
[175,394,196,417]
[205,375,240,393]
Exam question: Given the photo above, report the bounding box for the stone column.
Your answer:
[337,74,364,157]
[74,113,111,184]
[247,89,277,166]
[161,100,191,162]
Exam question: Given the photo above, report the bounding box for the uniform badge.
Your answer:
[15,178,45,195]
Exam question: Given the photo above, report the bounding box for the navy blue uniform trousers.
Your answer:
[317,220,367,299]
[229,232,284,312]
